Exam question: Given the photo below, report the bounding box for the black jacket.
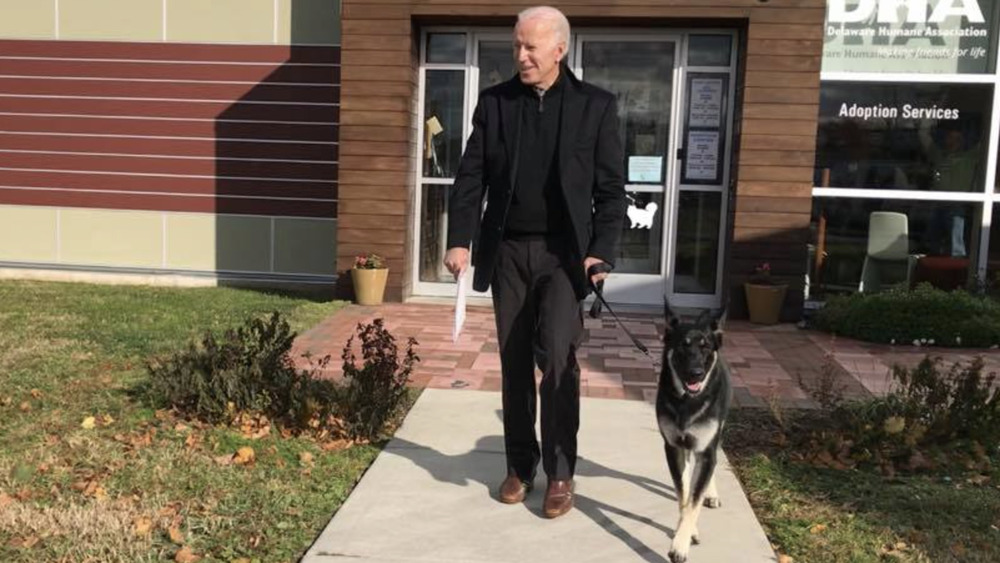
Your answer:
[446,67,627,299]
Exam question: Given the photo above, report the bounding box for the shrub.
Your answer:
[146,311,337,431]
[802,355,1000,473]
[814,283,1000,348]
[340,318,419,441]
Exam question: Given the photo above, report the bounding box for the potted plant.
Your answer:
[744,262,787,325]
[351,253,388,305]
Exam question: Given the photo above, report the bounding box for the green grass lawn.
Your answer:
[0,280,384,562]
[726,409,1000,563]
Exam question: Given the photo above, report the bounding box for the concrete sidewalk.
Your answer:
[302,389,776,563]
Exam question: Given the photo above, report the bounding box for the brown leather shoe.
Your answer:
[543,479,574,518]
[499,474,533,504]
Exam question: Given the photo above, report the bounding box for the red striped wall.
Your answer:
[0,40,340,218]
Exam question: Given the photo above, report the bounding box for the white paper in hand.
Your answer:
[452,269,468,343]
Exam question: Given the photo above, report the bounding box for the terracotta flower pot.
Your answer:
[351,268,388,305]
[744,283,787,325]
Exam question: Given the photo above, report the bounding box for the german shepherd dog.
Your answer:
[657,302,732,563]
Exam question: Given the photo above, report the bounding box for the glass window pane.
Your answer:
[419,184,454,283]
[426,33,465,64]
[987,204,1000,287]
[687,35,731,67]
[682,73,729,186]
[822,2,999,74]
[673,192,721,294]
[809,197,980,298]
[583,41,675,185]
[423,70,465,178]
[618,191,664,274]
[478,40,517,92]
[814,82,993,192]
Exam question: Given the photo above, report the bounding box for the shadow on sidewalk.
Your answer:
[382,409,678,562]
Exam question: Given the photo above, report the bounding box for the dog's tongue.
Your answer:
[685,381,704,393]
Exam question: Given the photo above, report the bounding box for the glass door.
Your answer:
[573,35,682,306]
[413,29,736,308]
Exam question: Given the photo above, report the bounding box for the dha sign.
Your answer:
[828,0,985,24]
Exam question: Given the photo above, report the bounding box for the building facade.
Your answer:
[4,1,1000,320]
[0,0,341,289]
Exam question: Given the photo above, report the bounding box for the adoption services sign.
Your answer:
[824,0,995,74]
[837,101,961,120]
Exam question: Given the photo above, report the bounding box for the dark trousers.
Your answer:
[491,237,583,482]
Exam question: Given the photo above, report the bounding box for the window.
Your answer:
[814,82,993,192]
[809,197,981,296]
[813,0,1000,300]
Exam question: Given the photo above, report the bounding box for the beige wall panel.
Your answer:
[273,217,336,274]
[0,0,56,39]
[0,205,58,263]
[165,213,216,271]
[167,0,274,44]
[60,0,163,41]
[61,208,162,268]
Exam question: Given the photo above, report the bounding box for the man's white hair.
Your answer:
[517,6,571,47]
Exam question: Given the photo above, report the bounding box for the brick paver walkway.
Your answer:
[293,302,1000,408]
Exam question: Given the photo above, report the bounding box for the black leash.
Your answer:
[587,263,649,356]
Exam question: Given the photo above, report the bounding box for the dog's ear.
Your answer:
[695,308,711,326]
[663,297,680,333]
[711,307,726,345]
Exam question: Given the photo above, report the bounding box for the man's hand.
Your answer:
[444,247,470,280]
[584,256,609,286]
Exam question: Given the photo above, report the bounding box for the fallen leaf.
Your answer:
[184,433,200,450]
[98,414,115,427]
[92,485,108,501]
[321,438,354,451]
[299,451,314,467]
[233,447,255,465]
[14,488,32,501]
[951,542,967,558]
[29,389,42,399]
[213,455,233,467]
[133,516,153,537]
[0,493,13,508]
[174,423,189,432]
[81,416,96,430]
[778,555,794,563]
[884,416,906,435]
[0,396,11,406]
[8,535,40,549]
[18,401,31,412]
[810,523,828,534]
[968,475,991,486]
[168,526,185,545]
[175,546,199,562]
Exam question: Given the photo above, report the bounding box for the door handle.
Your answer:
[676,146,686,160]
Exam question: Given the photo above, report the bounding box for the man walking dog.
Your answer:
[443,6,627,518]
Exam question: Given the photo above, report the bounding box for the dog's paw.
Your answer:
[668,548,688,563]
[703,496,722,509]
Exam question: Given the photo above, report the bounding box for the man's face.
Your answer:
[513,17,565,87]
